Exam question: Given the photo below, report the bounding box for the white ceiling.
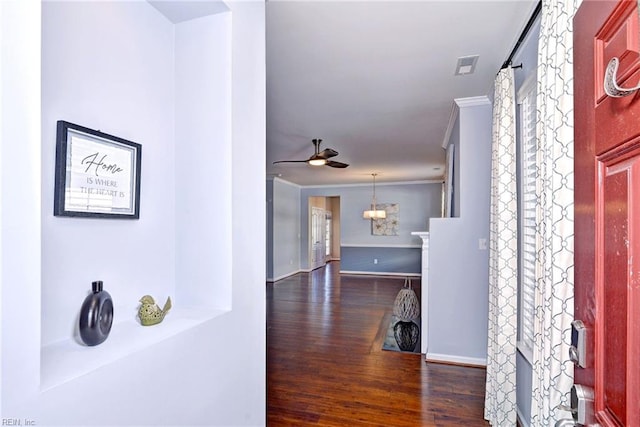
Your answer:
[147,0,538,187]
[266,0,538,186]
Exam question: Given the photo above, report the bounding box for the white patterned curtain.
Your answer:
[530,0,581,425]
[485,66,518,426]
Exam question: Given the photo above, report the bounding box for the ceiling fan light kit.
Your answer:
[308,156,327,166]
[273,138,348,168]
[363,173,386,219]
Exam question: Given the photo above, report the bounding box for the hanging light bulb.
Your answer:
[363,173,386,219]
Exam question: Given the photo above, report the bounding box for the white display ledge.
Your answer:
[410,231,430,239]
[40,307,227,391]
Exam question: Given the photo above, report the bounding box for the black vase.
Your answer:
[393,320,419,352]
[79,281,114,346]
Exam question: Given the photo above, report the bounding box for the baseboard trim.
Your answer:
[425,352,487,367]
[267,270,303,283]
[269,267,419,282]
[340,270,421,277]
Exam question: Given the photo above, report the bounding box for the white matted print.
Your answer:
[372,203,398,236]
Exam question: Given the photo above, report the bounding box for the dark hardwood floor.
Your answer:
[267,262,490,426]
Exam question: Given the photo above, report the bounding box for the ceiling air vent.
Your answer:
[455,55,479,76]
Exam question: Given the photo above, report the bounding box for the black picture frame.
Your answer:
[54,121,142,219]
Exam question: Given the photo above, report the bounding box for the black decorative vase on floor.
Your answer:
[393,320,419,352]
[79,280,114,346]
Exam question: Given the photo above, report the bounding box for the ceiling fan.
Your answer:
[273,138,349,168]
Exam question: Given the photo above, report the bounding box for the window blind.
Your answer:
[518,84,537,359]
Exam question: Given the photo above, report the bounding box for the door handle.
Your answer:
[571,385,595,425]
[555,385,596,426]
[604,57,640,98]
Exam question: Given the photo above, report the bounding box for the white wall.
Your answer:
[228,2,266,422]
[1,1,266,424]
[428,97,492,366]
[41,0,177,347]
[174,13,232,310]
[0,0,43,412]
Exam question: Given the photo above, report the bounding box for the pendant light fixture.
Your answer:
[363,173,386,219]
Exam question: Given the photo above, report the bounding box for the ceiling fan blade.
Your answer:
[273,160,308,164]
[318,148,339,159]
[275,140,345,168]
[325,160,349,168]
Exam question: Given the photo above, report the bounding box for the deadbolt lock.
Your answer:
[570,320,587,368]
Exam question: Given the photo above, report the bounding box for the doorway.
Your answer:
[308,196,340,270]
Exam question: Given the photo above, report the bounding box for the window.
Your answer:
[517,74,537,361]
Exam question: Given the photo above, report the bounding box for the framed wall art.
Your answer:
[54,121,142,219]
[372,203,399,236]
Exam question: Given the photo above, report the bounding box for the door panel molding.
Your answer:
[575,1,640,424]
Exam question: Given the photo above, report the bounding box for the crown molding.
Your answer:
[272,176,302,188]
[301,179,442,189]
[454,96,491,108]
[442,96,491,148]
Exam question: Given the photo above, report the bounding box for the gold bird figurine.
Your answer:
[138,295,172,326]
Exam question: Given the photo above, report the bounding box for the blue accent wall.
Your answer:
[516,350,533,425]
[300,182,441,273]
[269,178,301,281]
[267,180,440,278]
[340,246,421,274]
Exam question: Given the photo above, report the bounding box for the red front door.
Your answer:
[575,0,640,425]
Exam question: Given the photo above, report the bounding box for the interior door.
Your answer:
[310,206,326,270]
[574,1,640,425]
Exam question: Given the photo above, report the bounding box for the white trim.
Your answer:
[341,243,421,249]
[517,72,537,103]
[302,179,441,189]
[340,270,421,277]
[454,95,491,108]
[425,352,487,367]
[442,100,459,149]
[272,176,302,188]
[410,231,429,238]
[516,342,533,365]
[267,269,303,283]
[517,407,531,427]
[443,143,454,217]
[268,263,345,283]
